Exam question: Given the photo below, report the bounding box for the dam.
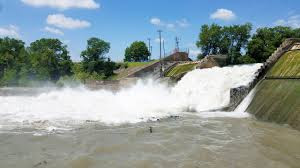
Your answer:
[247,39,300,130]
[0,55,300,167]
[0,40,300,167]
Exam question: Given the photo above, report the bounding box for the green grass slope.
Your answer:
[267,50,300,77]
[111,61,157,80]
[126,61,157,68]
[165,64,197,77]
[247,49,300,130]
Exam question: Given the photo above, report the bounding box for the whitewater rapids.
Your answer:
[0,64,262,130]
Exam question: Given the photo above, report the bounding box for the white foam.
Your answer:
[196,89,256,118]
[172,64,262,112]
[0,63,262,129]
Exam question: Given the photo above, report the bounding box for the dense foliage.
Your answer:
[0,37,116,86]
[197,24,300,64]
[124,41,150,62]
[0,38,28,85]
[28,38,73,81]
[247,26,300,62]
[1,24,300,86]
[196,23,252,64]
[81,37,116,78]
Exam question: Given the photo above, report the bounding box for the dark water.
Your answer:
[0,116,299,168]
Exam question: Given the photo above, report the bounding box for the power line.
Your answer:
[163,39,166,58]
[175,36,180,52]
[147,38,151,61]
[158,30,163,77]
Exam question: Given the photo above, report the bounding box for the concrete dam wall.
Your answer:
[246,39,300,130]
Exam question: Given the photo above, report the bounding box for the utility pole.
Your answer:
[175,36,180,52]
[163,39,166,58]
[158,30,163,77]
[147,38,151,61]
[162,39,166,73]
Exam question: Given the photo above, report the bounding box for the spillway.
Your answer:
[0,64,262,131]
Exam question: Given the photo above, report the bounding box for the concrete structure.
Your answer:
[163,52,191,62]
[291,43,300,50]
[196,55,228,69]
[226,38,300,111]
[226,38,300,130]
[127,51,191,78]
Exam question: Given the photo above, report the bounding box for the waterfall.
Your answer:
[0,64,262,130]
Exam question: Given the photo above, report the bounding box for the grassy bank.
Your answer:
[165,63,197,77]
[110,61,158,80]
[267,50,300,77]
[125,61,157,68]
[247,49,300,130]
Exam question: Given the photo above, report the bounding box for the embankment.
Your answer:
[246,39,300,130]
[227,38,300,111]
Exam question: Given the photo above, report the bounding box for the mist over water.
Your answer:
[0,64,262,131]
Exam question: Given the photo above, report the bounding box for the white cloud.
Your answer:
[150,17,190,30]
[150,18,162,26]
[189,49,201,56]
[44,26,64,35]
[210,9,236,21]
[21,0,100,10]
[274,15,300,28]
[166,23,175,29]
[0,25,20,38]
[47,14,91,29]
[63,40,70,44]
[187,43,196,48]
[176,19,190,28]
[274,19,286,26]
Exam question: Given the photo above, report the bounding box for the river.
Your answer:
[0,64,299,168]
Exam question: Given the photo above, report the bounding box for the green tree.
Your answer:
[81,37,115,78]
[247,26,299,62]
[0,37,31,85]
[0,37,26,75]
[196,23,252,64]
[0,69,18,86]
[197,53,205,60]
[124,41,150,62]
[196,24,223,56]
[28,38,73,81]
[224,23,252,64]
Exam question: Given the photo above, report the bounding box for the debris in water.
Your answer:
[33,160,47,167]
[149,127,153,133]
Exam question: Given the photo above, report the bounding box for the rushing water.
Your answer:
[0,64,300,168]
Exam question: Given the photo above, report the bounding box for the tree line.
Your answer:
[1,23,299,86]
[196,23,300,64]
[0,37,116,86]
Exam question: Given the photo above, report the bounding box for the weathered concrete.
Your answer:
[227,38,300,111]
[163,52,192,62]
[196,55,228,69]
[85,78,139,91]
[128,61,178,79]
[290,42,300,50]
[247,79,300,130]
[125,51,191,79]
[240,38,300,130]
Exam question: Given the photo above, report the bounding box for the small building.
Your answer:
[163,51,192,62]
[196,55,228,69]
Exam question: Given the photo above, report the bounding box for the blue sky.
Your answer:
[0,0,299,61]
